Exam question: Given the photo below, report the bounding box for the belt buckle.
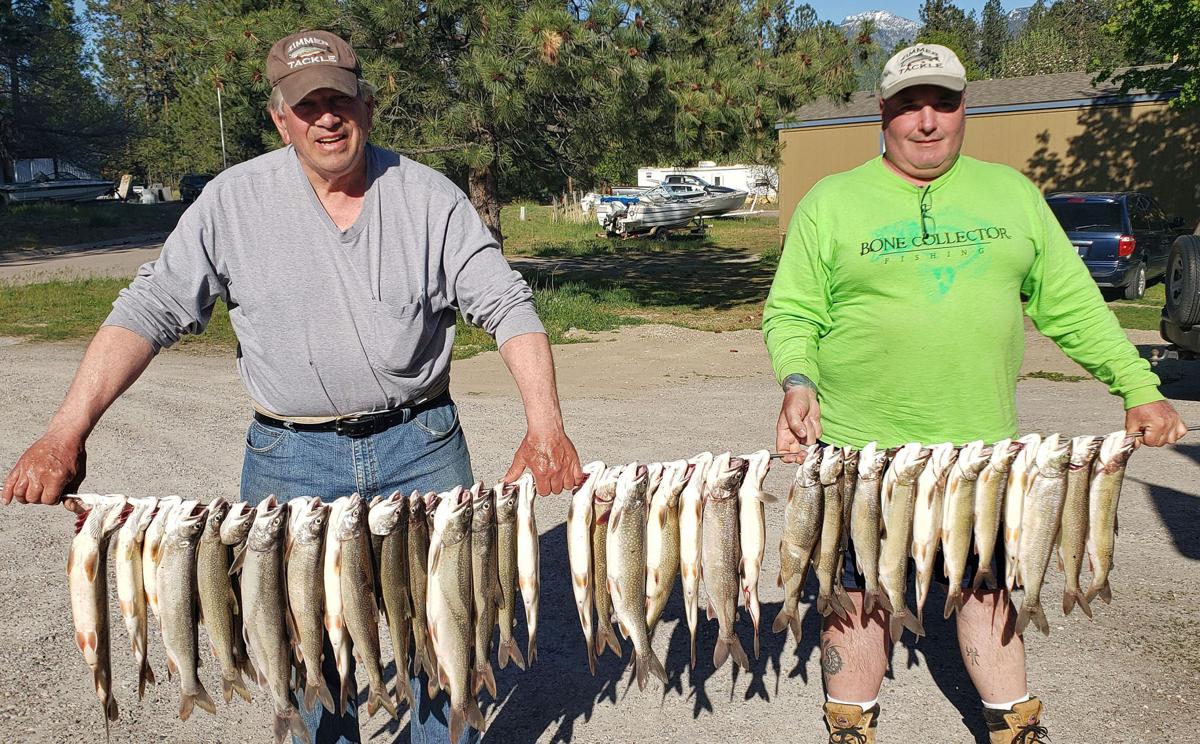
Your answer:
[334,415,374,438]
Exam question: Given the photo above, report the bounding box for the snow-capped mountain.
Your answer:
[1006,6,1031,36]
[840,11,919,51]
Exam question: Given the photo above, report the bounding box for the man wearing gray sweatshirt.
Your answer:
[2,29,583,743]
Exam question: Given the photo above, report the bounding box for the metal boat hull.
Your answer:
[0,179,115,204]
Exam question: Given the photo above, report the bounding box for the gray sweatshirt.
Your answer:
[104,145,544,417]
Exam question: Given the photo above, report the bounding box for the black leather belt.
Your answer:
[253,391,450,438]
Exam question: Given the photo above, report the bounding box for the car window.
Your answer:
[1047,201,1124,232]
[1129,199,1151,231]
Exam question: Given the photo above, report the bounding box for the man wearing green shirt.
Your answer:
[763,44,1187,744]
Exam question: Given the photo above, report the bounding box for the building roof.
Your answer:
[778,68,1175,129]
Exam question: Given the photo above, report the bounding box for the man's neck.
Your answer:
[298,150,370,231]
[882,153,955,187]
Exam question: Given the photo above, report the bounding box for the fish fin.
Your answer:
[636,650,668,690]
[730,636,751,671]
[875,591,893,614]
[1015,601,1048,636]
[466,698,488,733]
[138,661,155,699]
[194,682,217,715]
[706,600,717,621]
[165,654,179,677]
[228,546,246,575]
[970,568,987,591]
[863,591,877,615]
[944,588,963,619]
[498,637,526,670]
[528,635,538,667]
[395,672,416,711]
[757,490,779,505]
[836,588,855,619]
[816,595,830,617]
[1086,580,1113,605]
[179,694,193,722]
[712,638,729,670]
[1063,589,1093,619]
[609,501,623,530]
[616,618,629,640]
[475,662,498,698]
[449,709,466,744]
[368,687,398,719]
[106,693,119,723]
[595,626,620,659]
[231,671,252,703]
[274,707,311,744]
[752,627,760,660]
[83,552,99,583]
[771,608,791,635]
[586,636,597,676]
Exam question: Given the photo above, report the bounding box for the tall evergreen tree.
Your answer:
[978,0,1010,77]
[916,0,982,77]
[1000,0,1125,77]
[1102,0,1200,108]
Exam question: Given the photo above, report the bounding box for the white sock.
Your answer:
[982,693,1031,710]
[827,694,879,711]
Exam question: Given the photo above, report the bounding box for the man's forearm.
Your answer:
[49,325,157,440]
[783,373,817,393]
[497,332,565,431]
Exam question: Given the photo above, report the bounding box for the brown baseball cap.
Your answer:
[266,30,360,107]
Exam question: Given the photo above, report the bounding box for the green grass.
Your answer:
[0,276,637,360]
[0,201,188,254]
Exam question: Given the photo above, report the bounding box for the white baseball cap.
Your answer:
[880,44,967,99]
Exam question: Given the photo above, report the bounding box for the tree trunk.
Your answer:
[467,133,504,250]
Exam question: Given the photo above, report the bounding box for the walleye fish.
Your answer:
[679,452,713,668]
[567,462,606,674]
[322,497,354,715]
[114,496,158,699]
[493,482,525,671]
[428,487,487,742]
[196,497,253,705]
[1085,430,1137,605]
[241,498,309,744]
[1059,435,1103,617]
[774,445,823,641]
[815,446,853,620]
[408,491,438,681]
[971,440,1020,591]
[941,441,991,618]
[142,495,181,623]
[607,463,669,688]
[1015,434,1072,636]
[471,483,501,698]
[736,450,773,658]
[68,495,128,733]
[516,473,542,667]
[1005,433,1042,590]
[590,466,623,660]
[702,453,751,671]
[850,444,889,615]
[337,495,398,718]
[912,443,956,624]
[647,459,692,638]
[158,501,217,721]
[879,443,931,640]
[287,497,336,714]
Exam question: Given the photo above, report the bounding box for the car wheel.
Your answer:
[1166,235,1200,326]
[1123,263,1147,300]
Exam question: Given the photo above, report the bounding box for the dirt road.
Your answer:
[1,325,1197,743]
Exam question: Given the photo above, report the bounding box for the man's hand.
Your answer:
[776,375,822,463]
[2,432,87,506]
[503,425,586,496]
[1125,400,1188,447]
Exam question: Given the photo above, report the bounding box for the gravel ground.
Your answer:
[0,324,1197,744]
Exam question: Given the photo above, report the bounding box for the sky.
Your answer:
[807,1,995,22]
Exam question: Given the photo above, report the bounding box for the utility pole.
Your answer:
[216,85,228,171]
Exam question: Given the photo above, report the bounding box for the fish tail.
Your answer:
[862,590,877,616]
[729,636,751,671]
[816,594,831,617]
[466,698,488,734]
[771,607,792,635]
[368,685,398,719]
[874,590,893,614]
[689,633,697,670]
[643,648,668,687]
[449,709,465,744]
[970,567,990,591]
[274,706,311,744]
[585,637,597,676]
[1086,579,1112,605]
[890,608,923,641]
[337,674,352,717]
[498,636,526,671]
[595,625,621,659]
[944,587,964,620]
[834,588,854,620]
[713,637,730,669]
[1016,600,1049,637]
[527,635,538,668]
[474,662,498,699]
[394,671,415,712]
[105,693,119,723]
[138,660,155,700]
[226,671,252,704]
[1062,588,1093,619]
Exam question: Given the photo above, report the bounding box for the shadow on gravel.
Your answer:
[513,245,773,311]
[1142,443,1200,561]
[1135,349,1200,403]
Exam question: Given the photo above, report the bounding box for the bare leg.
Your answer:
[822,590,890,701]
[955,588,1028,703]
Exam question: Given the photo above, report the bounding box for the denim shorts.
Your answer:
[241,396,478,744]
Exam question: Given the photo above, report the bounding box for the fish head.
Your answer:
[146,496,181,540]
[664,459,693,505]
[895,443,931,483]
[645,462,665,498]
[119,497,158,539]
[368,491,407,536]
[841,446,860,472]
[433,487,473,547]
[293,497,331,545]
[1036,433,1071,475]
[333,495,367,542]
[471,484,495,533]
[82,495,129,539]
[960,441,991,477]
[1097,429,1137,469]
[795,444,823,488]
[572,461,607,502]
[407,490,427,527]
[740,450,771,490]
[616,462,650,508]
[219,501,255,545]
[858,442,888,480]
[168,501,207,545]
[709,455,748,499]
[818,445,844,485]
[592,466,621,506]
[202,497,231,540]
[1070,435,1104,470]
[988,439,1018,472]
[494,483,519,523]
[247,497,287,551]
[686,452,714,491]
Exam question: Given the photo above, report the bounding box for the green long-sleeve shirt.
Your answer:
[762,155,1163,449]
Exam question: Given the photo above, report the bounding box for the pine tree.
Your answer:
[916,0,981,76]
[978,0,1010,77]
[1000,0,1125,77]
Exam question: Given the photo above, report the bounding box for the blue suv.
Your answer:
[1046,192,1181,300]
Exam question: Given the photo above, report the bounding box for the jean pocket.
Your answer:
[412,402,460,439]
[245,420,290,454]
[367,298,434,374]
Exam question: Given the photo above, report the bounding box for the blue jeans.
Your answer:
[241,397,480,744]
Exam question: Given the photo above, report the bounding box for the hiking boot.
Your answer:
[823,701,879,744]
[983,697,1050,743]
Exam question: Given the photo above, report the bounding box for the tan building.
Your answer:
[775,69,1200,234]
